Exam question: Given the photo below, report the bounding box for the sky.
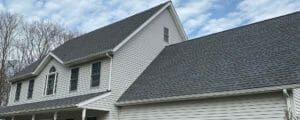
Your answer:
[0,0,299,39]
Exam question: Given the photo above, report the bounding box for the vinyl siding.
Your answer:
[119,93,287,120]
[8,58,110,106]
[293,88,300,119]
[84,8,184,120]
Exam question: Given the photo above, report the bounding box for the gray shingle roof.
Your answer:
[0,91,107,115]
[13,58,43,77]
[13,2,168,79]
[52,2,167,62]
[118,12,300,102]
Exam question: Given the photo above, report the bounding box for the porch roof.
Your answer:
[0,91,108,116]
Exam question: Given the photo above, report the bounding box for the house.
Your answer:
[0,1,299,120]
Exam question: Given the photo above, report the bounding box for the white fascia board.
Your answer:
[112,2,171,52]
[77,106,110,112]
[32,54,52,75]
[116,84,300,106]
[49,52,64,64]
[32,53,64,75]
[168,3,188,41]
[76,92,111,107]
[11,53,65,82]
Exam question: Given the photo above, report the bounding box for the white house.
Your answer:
[0,1,299,120]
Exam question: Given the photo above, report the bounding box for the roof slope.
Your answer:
[0,92,107,115]
[118,12,300,102]
[13,2,168,79]
[52,2,167,62]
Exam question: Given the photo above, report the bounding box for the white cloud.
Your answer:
[199,12,243,36]
[193,0,300,37]
[1,0,300,39]
[0,3,4,11]
[173,0,218,36]
[238,0,300,22]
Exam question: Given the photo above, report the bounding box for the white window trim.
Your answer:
[44,72,58,96]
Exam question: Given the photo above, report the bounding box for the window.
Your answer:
[15,83,22,101]
[91,62,101,87]
[27,80,34,99]
[164,27,169,43]
[70,68,79,91]
[45,66,58,95]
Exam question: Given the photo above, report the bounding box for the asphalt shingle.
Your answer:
[13,2,168,79]
[0,91,107,115]
[118,12,300,102]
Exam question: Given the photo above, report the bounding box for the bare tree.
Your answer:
[0,12,78,106]
[0,12,22,106]
[13,20,79,72]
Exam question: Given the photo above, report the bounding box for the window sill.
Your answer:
[43,94,56,98]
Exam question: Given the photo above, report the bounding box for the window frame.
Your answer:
[90,62,101,88]
[70,67,79,91]
[27,79,35,99]
[44,66,58,96]
[15,82,22,102]
[163,27,169,43]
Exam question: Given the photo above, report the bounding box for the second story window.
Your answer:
[164,27,169,43]
[70,68,79,91]
[15,82,22,101]
[27,80,35,99]
[91,62,101,87]
[45,66,58,95]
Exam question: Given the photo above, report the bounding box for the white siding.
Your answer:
[8,58,110,106]
[84,8,184,120]
[120,93,287,120]
[293,88,300,119]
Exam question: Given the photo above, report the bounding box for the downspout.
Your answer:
[283,89,294,120]
[106,53,113,91]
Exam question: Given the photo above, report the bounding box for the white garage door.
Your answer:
[120,92,286,120]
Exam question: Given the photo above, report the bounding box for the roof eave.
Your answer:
[8,73,36,83]
[64,50,113,67]
[0,105,77,117]
[116,84,300,106]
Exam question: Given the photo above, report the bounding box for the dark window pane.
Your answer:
[164,27,169,43]
[46,74,55,95]
[49,66,56,73]
[91,62,101,87]
[15,83,22,101]
[70,68,79,91]
[27,80,34,99]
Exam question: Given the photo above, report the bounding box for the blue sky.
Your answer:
[0,0,299,39]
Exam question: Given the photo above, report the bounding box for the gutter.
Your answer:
[116,84,300,106]
[9,73,35,82]
[64,50,113,66]
[0,105,76,116]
